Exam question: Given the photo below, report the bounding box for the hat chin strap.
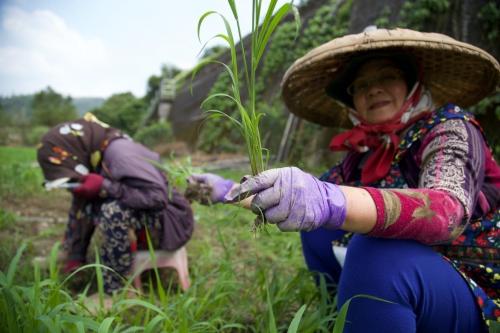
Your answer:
[347,81,434,128]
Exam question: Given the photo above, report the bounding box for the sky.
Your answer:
[0,0,289,98]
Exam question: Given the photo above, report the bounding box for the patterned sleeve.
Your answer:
[365,119,485,245]
[320,162,345,184]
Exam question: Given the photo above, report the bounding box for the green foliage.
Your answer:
[23,125,50,146]
[257,100,288,152]
[259,0,351,85]
[0,94,34,125]
[143,64,181,106]
[0,208,16,231]
[258,0,352,165]
[199,45,229,59]
[0,198,339,332]
[92,92,147,135]
[332,294,394,333]
[134,122,173,148]
[31,87,78,127]
[0,103,12,126]
[144,74,162,105]
[374,5,392,28]
[0,146,44,199]
[258,21,299,92]
[298,0,352,53]
[398,0,450,30]
[478,2,500,44]
[196,0,299,174]
[199,0,353,162]
[469,93,500,160]
[197,71,242,153]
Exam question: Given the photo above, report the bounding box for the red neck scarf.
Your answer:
[330,84,429,184]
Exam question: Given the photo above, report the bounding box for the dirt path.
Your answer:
[1,191,70,263]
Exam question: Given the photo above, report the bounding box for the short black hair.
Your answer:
[325,51,418,108]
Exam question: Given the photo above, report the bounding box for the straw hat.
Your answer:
[281,28,500,127]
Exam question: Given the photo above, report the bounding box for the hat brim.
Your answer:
[281,28,500,127]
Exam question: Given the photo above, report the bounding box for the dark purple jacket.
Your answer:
[102,138,194,251]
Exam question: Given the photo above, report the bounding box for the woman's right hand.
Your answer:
[187,173,235,204]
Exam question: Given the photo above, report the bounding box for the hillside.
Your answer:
[0,95,105,120]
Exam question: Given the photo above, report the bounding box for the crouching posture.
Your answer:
[190,28,500,332]
[37,114,194,294]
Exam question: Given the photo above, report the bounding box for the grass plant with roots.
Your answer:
[194,0,300,176]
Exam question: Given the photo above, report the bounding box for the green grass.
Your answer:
[0,145,340,332]
[0,146,45,199]
[0,203,339,332]
[195,0,300,176]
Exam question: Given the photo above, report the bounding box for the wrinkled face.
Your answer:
[350,59,408,124]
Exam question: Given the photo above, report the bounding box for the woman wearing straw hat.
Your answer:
[190,27,499,332]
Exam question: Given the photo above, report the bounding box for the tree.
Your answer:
[143,74,162,105]
[143,64,181,105]
[91,92,146,134]
[0,103,12,126]
[31,87,78,127]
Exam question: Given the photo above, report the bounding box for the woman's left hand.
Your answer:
[73,173,104,200]
[225,167,347,231]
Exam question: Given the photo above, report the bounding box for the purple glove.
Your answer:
[225,167,347,231]
[188,173,235,204]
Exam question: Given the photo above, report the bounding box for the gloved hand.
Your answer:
[187,173,235,204]
[225,167,347,231]
[73,173,104,200]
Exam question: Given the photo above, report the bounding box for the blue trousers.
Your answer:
[300,229,487,333]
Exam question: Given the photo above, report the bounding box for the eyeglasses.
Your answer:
[347,68,405,96]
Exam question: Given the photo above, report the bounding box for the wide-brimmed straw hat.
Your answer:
[281,28,500,127]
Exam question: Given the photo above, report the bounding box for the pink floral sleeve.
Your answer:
[365,119,485,244]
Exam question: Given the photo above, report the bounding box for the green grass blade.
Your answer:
[38,315,60,333]
[256,3,292,64]
[204,110,243,129]
[6,242,27,287]
[201,92,244,111]
[228,0,238,20]
[94,246,105,309]
[48,241,61,282]
[197,11,217,42]
[333,294,395,333]
[113,299,166,316]
[291,4,301,38]
[0,271,7,286]
[59,263,114,288]
[266,282,278,333]
[196,33,231,59]
[75,321,85,333]
[287,304,307,333]
[1,289,22,333]
[144,314,165,333]
[59,313,100,331]
[120,327,144,333]
[144,228,166,304]
[33,261,41,318]
[98,317,115,333]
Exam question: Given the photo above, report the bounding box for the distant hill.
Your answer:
[0,95,105,120]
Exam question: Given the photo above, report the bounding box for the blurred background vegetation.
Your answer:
[0,0,499,331]
[0,0,497,164]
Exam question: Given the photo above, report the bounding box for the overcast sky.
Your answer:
[0,0,289,98]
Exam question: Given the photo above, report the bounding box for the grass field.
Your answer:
[0,146,340,332]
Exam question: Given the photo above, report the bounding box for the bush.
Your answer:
[134,122,173,147]
[23,125,49,146]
